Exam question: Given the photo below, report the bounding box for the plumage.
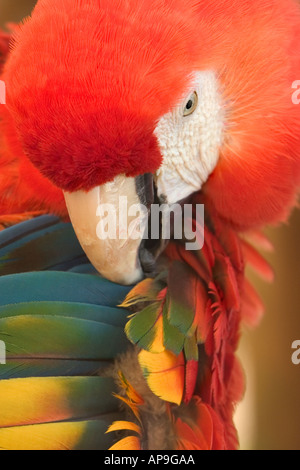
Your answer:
[0,376,118,427]
[0,418,122,451]
[0,219,132,449]
[0,215,89,274]
[0,271,130,306]
[0,0,299,228]
[115,206,247,449]
[139,349,185,406]
[0,0,299,451]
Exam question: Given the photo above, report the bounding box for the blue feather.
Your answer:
[0,271,131,306]
[0,215,88,275]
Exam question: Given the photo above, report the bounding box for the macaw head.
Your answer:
[2,0,300,284]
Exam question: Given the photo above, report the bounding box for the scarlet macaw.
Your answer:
[0,0,299,450]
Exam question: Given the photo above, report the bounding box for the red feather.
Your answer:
[183,360,198,404]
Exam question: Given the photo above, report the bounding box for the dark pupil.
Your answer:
[186,99,193,110]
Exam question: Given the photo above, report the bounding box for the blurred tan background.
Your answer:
[1,0,300,450]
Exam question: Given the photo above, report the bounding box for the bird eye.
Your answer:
[183,91,198,116]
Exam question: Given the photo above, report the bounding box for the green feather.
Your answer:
[73,417,123,450]
[167,261,196,335]
[0,301,127,327]
[0,315,129,360]
[0,359,109,379]
[0,298,130,379]
[125,302,161,351]
[162,299,185,355]
[184,335,199,361]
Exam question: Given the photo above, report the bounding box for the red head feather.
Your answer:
[2,0,300,229]
[2,0,200,191]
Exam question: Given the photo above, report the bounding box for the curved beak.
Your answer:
[63,175,153,285]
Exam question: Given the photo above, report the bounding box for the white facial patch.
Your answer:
[154,71,223,204]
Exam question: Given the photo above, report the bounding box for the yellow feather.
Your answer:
[117,371,144,405]
[138,350,184,405]
[0,421,87,450]
[113,394,140,422]
[106,420,141,435]
[148,314,165,353]
[0,377,72,427]
[109,436,141,450]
